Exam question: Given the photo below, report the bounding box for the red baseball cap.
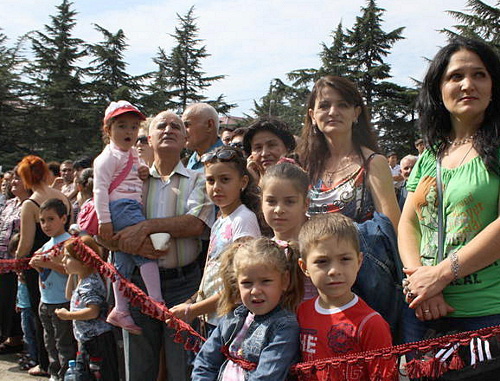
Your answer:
[104,100,146,123]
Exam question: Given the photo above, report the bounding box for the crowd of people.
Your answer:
[0,36,499,381]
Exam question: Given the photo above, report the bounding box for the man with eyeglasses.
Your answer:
[182,103,224,172]
[110,110,215,381]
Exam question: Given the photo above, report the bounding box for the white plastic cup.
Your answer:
[150,232,171,251]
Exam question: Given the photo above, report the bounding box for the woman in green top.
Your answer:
[399,36,500,344]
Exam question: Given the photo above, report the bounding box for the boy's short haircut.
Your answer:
[40,198,68,218]
[299,213,360,259]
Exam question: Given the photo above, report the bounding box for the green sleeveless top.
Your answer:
[407,149,500,317]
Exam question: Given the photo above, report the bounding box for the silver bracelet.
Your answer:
[450,252,460,281]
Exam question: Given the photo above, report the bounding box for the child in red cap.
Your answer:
[93,101,166,334]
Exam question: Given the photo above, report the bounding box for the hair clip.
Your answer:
[273,239,292,260]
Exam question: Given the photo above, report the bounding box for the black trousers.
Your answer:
[0,272,22,339]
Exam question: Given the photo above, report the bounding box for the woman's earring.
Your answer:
[312,123,318,135]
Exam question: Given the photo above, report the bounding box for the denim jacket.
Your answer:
[354,211,406,341]
[192,304,299,381]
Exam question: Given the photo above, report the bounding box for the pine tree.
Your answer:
[24,0,94,161]
[0,32,31,167]
[376,82,419,155]
[442,0,500,53]
[141,47,177,115]
[264,23,351,131]
[251,79,307,134]
[149,6,233,114]
[346,0,405,114]
[287,22,350,89]
[319,22,351,78]
[87,24,144,104]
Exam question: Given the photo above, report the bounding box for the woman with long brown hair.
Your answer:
[296,75,403,339]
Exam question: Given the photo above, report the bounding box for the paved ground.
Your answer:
[0,353,46,381]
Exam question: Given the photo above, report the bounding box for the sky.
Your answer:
[0,0,490,117]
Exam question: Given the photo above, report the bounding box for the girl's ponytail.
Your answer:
[274,240,304,312]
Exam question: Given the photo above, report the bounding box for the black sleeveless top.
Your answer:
[27,199,49,256]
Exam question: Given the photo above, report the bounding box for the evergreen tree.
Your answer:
[346,0,405,114]
[376,82,419,155]
[25,0,95,161]
[442,0,500,53]
[251,78,307,134]
[141,47,176,115]
[287,22,350,89]
[85,24,147,142]
[87,24,144,104]
[319,22,351,78]
[149,6,233,114]
[0,32,31,168]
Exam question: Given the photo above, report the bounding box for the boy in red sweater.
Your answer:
[297,213,396,381]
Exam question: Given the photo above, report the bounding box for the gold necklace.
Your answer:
[447,134,475,146]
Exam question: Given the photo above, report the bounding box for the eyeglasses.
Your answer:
[200,147,244,164]
[229,142,244,150]
[136,136,148,144]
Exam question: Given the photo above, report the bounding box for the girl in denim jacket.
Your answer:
[192,237,303,380]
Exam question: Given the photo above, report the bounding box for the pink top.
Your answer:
[93,141,143,224]
[222,312,255,380]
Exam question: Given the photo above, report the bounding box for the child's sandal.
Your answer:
[20,359,37,370]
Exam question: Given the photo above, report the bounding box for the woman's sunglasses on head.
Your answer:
[201,147,244,164]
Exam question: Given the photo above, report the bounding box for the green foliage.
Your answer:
[442,0,500,53]
[376,83,419,155]
[22,0,101,162]
[0,1,234,169]
[251,79,308,134]
[346,0,405,108]
[87,25,144,104]
[0,32,32,167]
[146,6,234,115]
[253,0,416,153]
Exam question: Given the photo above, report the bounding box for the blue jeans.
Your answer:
[21,307,37,361]
[123,264,202,381]
[110,199,152,278]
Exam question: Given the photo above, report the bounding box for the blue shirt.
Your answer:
[39,232,71,304]
[186,138,224,172]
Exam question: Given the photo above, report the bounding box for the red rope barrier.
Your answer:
[2,238,500,380]
[0,241,67,274]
